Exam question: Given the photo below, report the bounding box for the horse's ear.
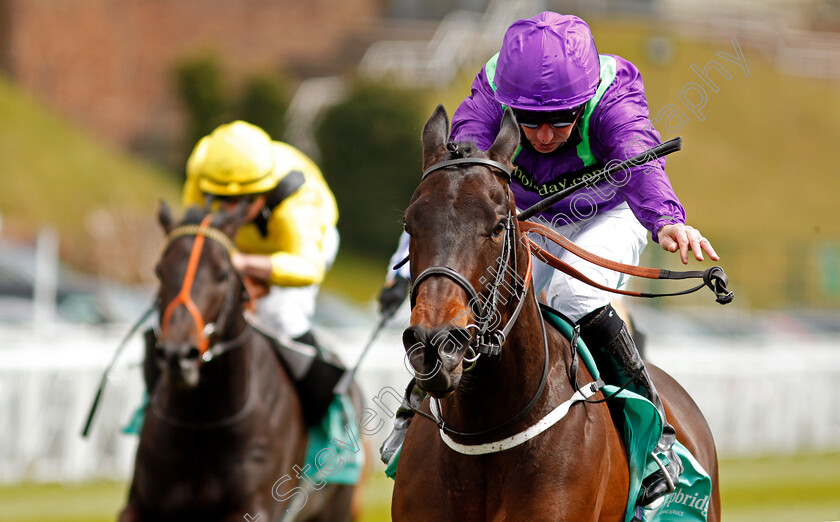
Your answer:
[158,200,175,234]
[487,108,520,165]
[422,104,450,170]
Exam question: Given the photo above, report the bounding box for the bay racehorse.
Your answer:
[391,105,720,521]
[119,203,360,522]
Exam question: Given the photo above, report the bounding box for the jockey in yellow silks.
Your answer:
[183,120,339,345]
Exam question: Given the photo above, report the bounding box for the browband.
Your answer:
[422,158,512,181]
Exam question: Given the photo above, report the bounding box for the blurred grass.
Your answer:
[720,452,840,521]
[0,76,179,232]
[2,452,839,521]
[0,74,180,280]
[0,480,126,522]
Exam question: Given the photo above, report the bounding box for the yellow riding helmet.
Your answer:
[187,121,280,196]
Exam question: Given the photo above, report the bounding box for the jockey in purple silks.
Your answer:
[378,12,718,506]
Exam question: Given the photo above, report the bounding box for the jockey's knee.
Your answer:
[547,274,612,322]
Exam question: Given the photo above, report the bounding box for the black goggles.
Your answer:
[513,105,584,129]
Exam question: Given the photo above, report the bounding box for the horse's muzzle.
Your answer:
[403,324,472,397]
[156,341,201,387]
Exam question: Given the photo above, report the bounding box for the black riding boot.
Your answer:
[379,377,425,465]
[579,304,683,507]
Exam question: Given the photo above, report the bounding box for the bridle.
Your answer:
[81,213,258,437]
[411,157,531,361]
[159,215,250,363]
[151,214,259,430]
[409,155,555,439]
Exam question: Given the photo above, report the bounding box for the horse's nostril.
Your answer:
[402,327,418,349]
[185,347,201,361]
[436,327,471,359]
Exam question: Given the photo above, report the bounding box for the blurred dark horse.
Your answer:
[391,105,720,521]
[119,204,357,522]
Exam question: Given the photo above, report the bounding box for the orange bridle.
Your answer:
[160,215,237,357]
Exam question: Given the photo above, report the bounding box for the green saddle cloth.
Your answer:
[121,392,147,435]
[123,394,363,486]
[385,310,711,522]
[303,394,365,485]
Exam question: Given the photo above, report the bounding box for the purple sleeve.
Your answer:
[450,67,504,149]
[591,56,686,241]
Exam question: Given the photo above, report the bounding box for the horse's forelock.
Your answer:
[443,140,485,161]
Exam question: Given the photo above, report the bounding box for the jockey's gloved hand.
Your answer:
[379,275,410,318]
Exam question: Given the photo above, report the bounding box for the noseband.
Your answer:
[160,215,249,362]
[410,157,530,361]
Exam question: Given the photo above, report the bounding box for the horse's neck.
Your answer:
[442,288,571,435]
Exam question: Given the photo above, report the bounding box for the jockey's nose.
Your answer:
[536,123,554,143]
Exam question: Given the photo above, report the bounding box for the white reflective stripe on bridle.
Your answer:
[430,379,603,455]
[163,223,237,255]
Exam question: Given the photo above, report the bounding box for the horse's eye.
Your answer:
[491,219,507,238]
[218,269,232,283]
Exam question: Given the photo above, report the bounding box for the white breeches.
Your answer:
[529,202,648,322]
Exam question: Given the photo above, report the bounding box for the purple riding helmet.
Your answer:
[494,12,601,113]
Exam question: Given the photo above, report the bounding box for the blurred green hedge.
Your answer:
[316,82,426,262]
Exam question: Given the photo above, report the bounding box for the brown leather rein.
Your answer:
[519,220,733,304]
[402,151,734,305]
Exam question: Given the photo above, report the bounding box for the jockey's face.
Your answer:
[217,194,266,222]
[520,123,576,153]
[515,106,583,154]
